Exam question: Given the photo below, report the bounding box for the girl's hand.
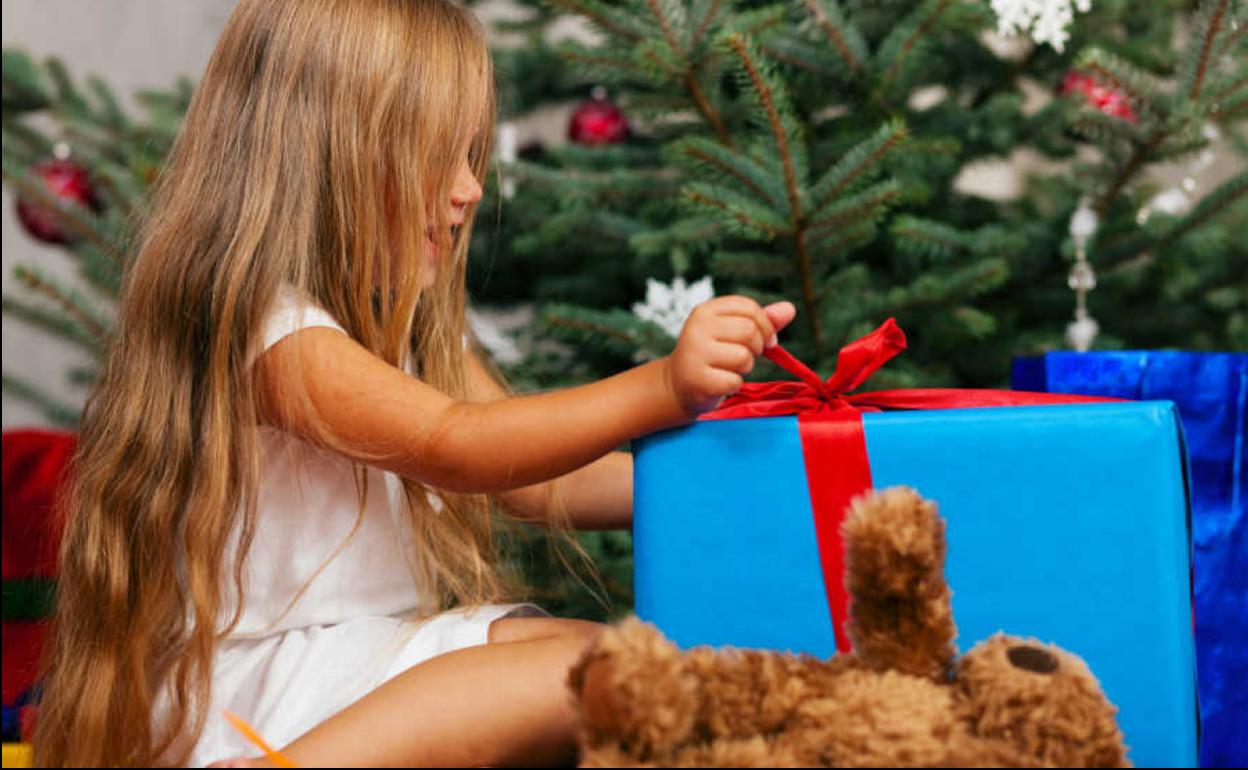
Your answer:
[663,296,797,417]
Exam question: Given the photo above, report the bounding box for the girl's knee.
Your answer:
[488,615,605,646]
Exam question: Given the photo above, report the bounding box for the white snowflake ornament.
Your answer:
[991,0,1092,52]
[632,275,715,339]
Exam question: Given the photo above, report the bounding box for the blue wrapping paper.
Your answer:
[1013,351,1247,769]
[635,401,1198,767]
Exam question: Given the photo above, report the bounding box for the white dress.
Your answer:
[162,287,543,767]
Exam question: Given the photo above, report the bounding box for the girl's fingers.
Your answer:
[707,315,765,354]
[712,297,778,349]
[706,341,755,375]
[762,301,797,343]
[703,369,744,398]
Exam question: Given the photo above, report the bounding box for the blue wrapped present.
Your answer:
[1014,351,1247,768]
[634,322,1199,768]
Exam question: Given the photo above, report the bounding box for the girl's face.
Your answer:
[423,152,483,288]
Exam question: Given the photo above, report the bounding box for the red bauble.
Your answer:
[1061,70,1138,123]
[568,93,629,146]
[14,159,102,245]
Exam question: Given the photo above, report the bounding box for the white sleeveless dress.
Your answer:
[161,287,543,766]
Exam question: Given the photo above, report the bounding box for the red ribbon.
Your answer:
[699,318,1117,653]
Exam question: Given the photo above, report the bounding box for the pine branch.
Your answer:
[808,120,907,216]
[1162,171,1248,245]
[1,295,106,357]
[806,179,902,234]
[691,0,724,50]
[682,183,788,237]
[724,33,802,221]
[12,264,111,344]
[793,228,823,350]
[2,49,51,112]
[806,219,877,262]
[1208,67,1248,107]
[758,36,844,78]
[799,0,866,77]
[684,71,733,146]
[645,0,683,54]
[44,57,90,115]
[543,0,642,41]
[711,249,796,278]
[1183,0,1231,102]
[879,0,955,91]
[1214,8,1248,58]
[668,136,781,206]
[630,215,723,256]
[1,373,81,427]
[557,43,638,77]
[648,0,731,145]
[890,215,967,260]
[543,313,635,343]
[1093,130,1167,218]
[1,118,57,164]
[86,75,130,132]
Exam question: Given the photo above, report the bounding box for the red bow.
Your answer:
[700,319,1115,652]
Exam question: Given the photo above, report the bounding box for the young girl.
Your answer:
[33,0,795,766]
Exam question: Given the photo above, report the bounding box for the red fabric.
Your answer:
[1,621,46,706]
[700,319,1119,652]
[2,429,75,580]
[798,411,871,653]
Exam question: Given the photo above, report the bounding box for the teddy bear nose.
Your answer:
[1007,645,1059,674]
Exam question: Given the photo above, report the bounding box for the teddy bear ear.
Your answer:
[1005,644,1060,674]
[956,634,1129,768]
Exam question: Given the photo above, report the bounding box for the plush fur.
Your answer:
[569,487,1129,768]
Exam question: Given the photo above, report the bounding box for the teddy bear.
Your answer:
[568,486,1130,768]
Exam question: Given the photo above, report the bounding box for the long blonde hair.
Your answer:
[35,1,506,765]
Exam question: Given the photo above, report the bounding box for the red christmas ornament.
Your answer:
[1061,70,1138,123]
[568,89,629,146]
[14,158,102,245]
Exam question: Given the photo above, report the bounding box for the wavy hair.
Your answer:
[34,0,507,765]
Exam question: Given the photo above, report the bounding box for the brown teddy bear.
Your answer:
[569,487,1130,768]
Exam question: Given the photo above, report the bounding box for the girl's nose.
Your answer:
[451,162,483,208]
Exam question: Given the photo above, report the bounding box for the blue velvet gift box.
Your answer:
[634,400,1199,768]
[1014,351,1247,768]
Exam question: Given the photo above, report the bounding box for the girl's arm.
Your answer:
[462,350,633,530]
[255,296,794,498]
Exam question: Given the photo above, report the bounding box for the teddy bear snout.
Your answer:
[1007,644,1059,674]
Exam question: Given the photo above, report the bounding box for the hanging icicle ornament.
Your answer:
[991,0,1092,53]
[1066,198,1100,352]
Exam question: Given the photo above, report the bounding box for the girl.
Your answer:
[33,0,795,766]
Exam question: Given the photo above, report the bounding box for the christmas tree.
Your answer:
[474,0,1246,391]
[3,1,1245,624]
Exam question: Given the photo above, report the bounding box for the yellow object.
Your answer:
[223,710,298,768]
[1,743,32,768]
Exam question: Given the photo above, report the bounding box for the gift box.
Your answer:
[633,322,1198,768]
[1013,351,1247,769]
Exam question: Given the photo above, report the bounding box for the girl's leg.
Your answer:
[277,617,603,768]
